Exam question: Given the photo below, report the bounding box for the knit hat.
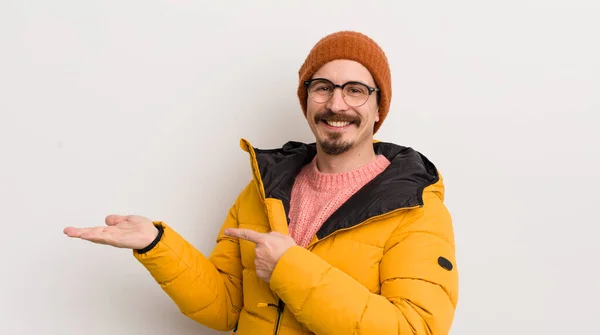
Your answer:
[297,31,392,134]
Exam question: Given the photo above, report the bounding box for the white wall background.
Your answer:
[1,0,599,334]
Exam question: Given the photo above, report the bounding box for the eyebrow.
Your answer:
[311,77,378,89]
[312,77,375,86]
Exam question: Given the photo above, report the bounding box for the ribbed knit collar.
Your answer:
[301,155,391,193]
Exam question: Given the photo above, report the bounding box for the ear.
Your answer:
[374,108,380,123]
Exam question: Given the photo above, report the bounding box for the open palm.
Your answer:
[63,214,159,250]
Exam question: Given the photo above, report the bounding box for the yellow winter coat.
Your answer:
[133,139,459,335]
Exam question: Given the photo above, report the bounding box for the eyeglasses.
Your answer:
[304,78,379,107]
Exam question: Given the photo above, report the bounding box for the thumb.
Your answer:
[105,214,127,226]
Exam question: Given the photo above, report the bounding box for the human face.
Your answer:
[305,59,379,155]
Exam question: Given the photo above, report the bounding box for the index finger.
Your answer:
[224,228,265,243]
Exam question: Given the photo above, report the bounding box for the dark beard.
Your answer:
[319,132,353,155]
[314,110,360,155]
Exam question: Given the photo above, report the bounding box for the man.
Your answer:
[64,31,459,334]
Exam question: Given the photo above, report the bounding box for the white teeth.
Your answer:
[325,121,351,127]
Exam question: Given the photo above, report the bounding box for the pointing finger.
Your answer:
[225,228,265,244]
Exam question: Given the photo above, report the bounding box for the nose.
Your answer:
[326,87,349,113]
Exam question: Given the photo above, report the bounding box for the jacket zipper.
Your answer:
[237,299,284,335]
[258,299,284,335]
[273,299,285,335]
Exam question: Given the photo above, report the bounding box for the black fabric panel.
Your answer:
[252,141,439,237]
[253,141,316,222]
[316,143,439,239]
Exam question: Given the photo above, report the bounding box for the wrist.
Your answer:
[136,223,164,254]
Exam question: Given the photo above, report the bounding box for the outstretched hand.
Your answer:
[63,214,159,250]
[225,228,296,282]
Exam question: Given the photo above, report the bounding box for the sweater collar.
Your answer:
[301,155,391,193]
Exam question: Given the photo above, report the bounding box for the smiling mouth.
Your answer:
[323,120,352,128]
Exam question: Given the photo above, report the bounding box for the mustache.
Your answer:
[314,110,361,125]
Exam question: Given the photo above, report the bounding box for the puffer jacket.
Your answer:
[133,138,459,335]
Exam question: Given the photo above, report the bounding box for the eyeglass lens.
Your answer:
[307,79,371,106]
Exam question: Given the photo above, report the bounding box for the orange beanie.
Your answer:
[297,31,392,134]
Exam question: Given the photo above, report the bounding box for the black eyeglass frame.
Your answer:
[303,78,380,107]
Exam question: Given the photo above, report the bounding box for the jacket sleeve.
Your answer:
[132,193,245,331]
[269,192,459,335]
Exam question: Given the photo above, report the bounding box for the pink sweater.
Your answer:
[287,155,391,247]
